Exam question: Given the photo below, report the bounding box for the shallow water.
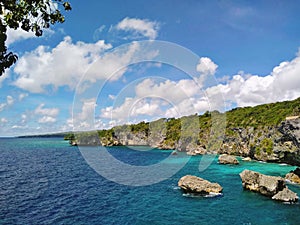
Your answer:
[0,138,299,225]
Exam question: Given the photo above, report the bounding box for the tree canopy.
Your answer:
[0,0,71,75]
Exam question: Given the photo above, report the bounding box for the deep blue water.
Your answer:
[1,138,300,225]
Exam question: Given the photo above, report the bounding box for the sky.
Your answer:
[1,0,300,136]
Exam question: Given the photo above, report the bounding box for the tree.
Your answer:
[0,0,71,75]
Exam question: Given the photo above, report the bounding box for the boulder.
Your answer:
[272,187,298,203]
[178,175,223,194]
[242,157,252,161]
[218,154,239,165]
[285,167,300,184]
[239,170,285,197]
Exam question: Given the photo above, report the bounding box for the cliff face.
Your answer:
[70,118,300,166]
[68,98,300,166]
[215,118,300,165]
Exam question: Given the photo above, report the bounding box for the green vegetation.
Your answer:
[65,97,300,147]
[0,0,71,75]
[259,138,274,155]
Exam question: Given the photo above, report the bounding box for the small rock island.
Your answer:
[178,175,223,195]
[240,169,298,203]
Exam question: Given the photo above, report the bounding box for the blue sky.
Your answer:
[1,0,300,136]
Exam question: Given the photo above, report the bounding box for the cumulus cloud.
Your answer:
[35,103,59,116]
[6,28,36,46]
[12,37,157,94]
[206,50,300,108]
[13,36,112,93]
[0,95,15,112]
[197,57,218,76]
[98,50,300,128]
[115,17,160,40]
[72,98,97,130]
[34,103,59,124]
[99,75,211,125]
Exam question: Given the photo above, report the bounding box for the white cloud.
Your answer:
[1,118,8,123]
[135,78,201,104]
[6,28,36,46]
[12,125,24,129]
[38,116,56,123]
[99,76,210,125]
[0,70,10,87]
[18,93,28,101]
[197,57,218,76]
[13,36,112,93]
[13,37,156,94]
[34,103,59,117]
[115,17,160,40]
[21,114,27,124]
[6,96,14,105]
[33,103,59,124]
[0,103,6,112]
[0,95,15,112]
[72,98,97,130]
[206,50,300,108]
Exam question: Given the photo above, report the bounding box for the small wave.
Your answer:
[258,161,267,164]
[204,192,223,198]
[173,186,180,190]
[279,163,288,166]
[182,192,223,198]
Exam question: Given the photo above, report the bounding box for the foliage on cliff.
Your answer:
[65,97,300,153]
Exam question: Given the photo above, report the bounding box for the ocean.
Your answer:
[1,137,300,225]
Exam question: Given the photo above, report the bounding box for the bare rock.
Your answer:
[285,167,300,184]
[239,169,285,197]
[218,154,239,165]
[178,175,223,194]
[242,157,252,161]
[272,187,298,203]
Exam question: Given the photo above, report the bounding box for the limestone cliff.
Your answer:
[67,98,300,166]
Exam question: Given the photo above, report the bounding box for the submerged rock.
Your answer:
[285,167,300,184]
[178,175,223,195]
[239,169,285,197]
[272,187,298,203]
[218,154,239,165]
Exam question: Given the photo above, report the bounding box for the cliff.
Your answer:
[66,97,300,166]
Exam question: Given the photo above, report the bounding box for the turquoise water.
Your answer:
[0,138,300,224]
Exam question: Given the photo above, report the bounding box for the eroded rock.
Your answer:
[218,154,239,165]
[239,170,285,197]
[285,167,300,184]
[178,175,223,194]
[272,187,298,203]
[240,169,298,202]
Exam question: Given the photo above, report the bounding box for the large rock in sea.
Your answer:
[239,169,298,202]
[272,187,299,202]
[218,154,239,165]
[178,175,223,194]
[239,169,285,197]
[285,167,300,184]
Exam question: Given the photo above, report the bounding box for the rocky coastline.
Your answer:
[68,116,300,166]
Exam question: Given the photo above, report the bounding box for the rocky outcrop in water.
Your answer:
[218,154,239,165]
[285,167,300,184]
[178,175,223,195]
[272,187,299,202]
[239,169,298,202]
